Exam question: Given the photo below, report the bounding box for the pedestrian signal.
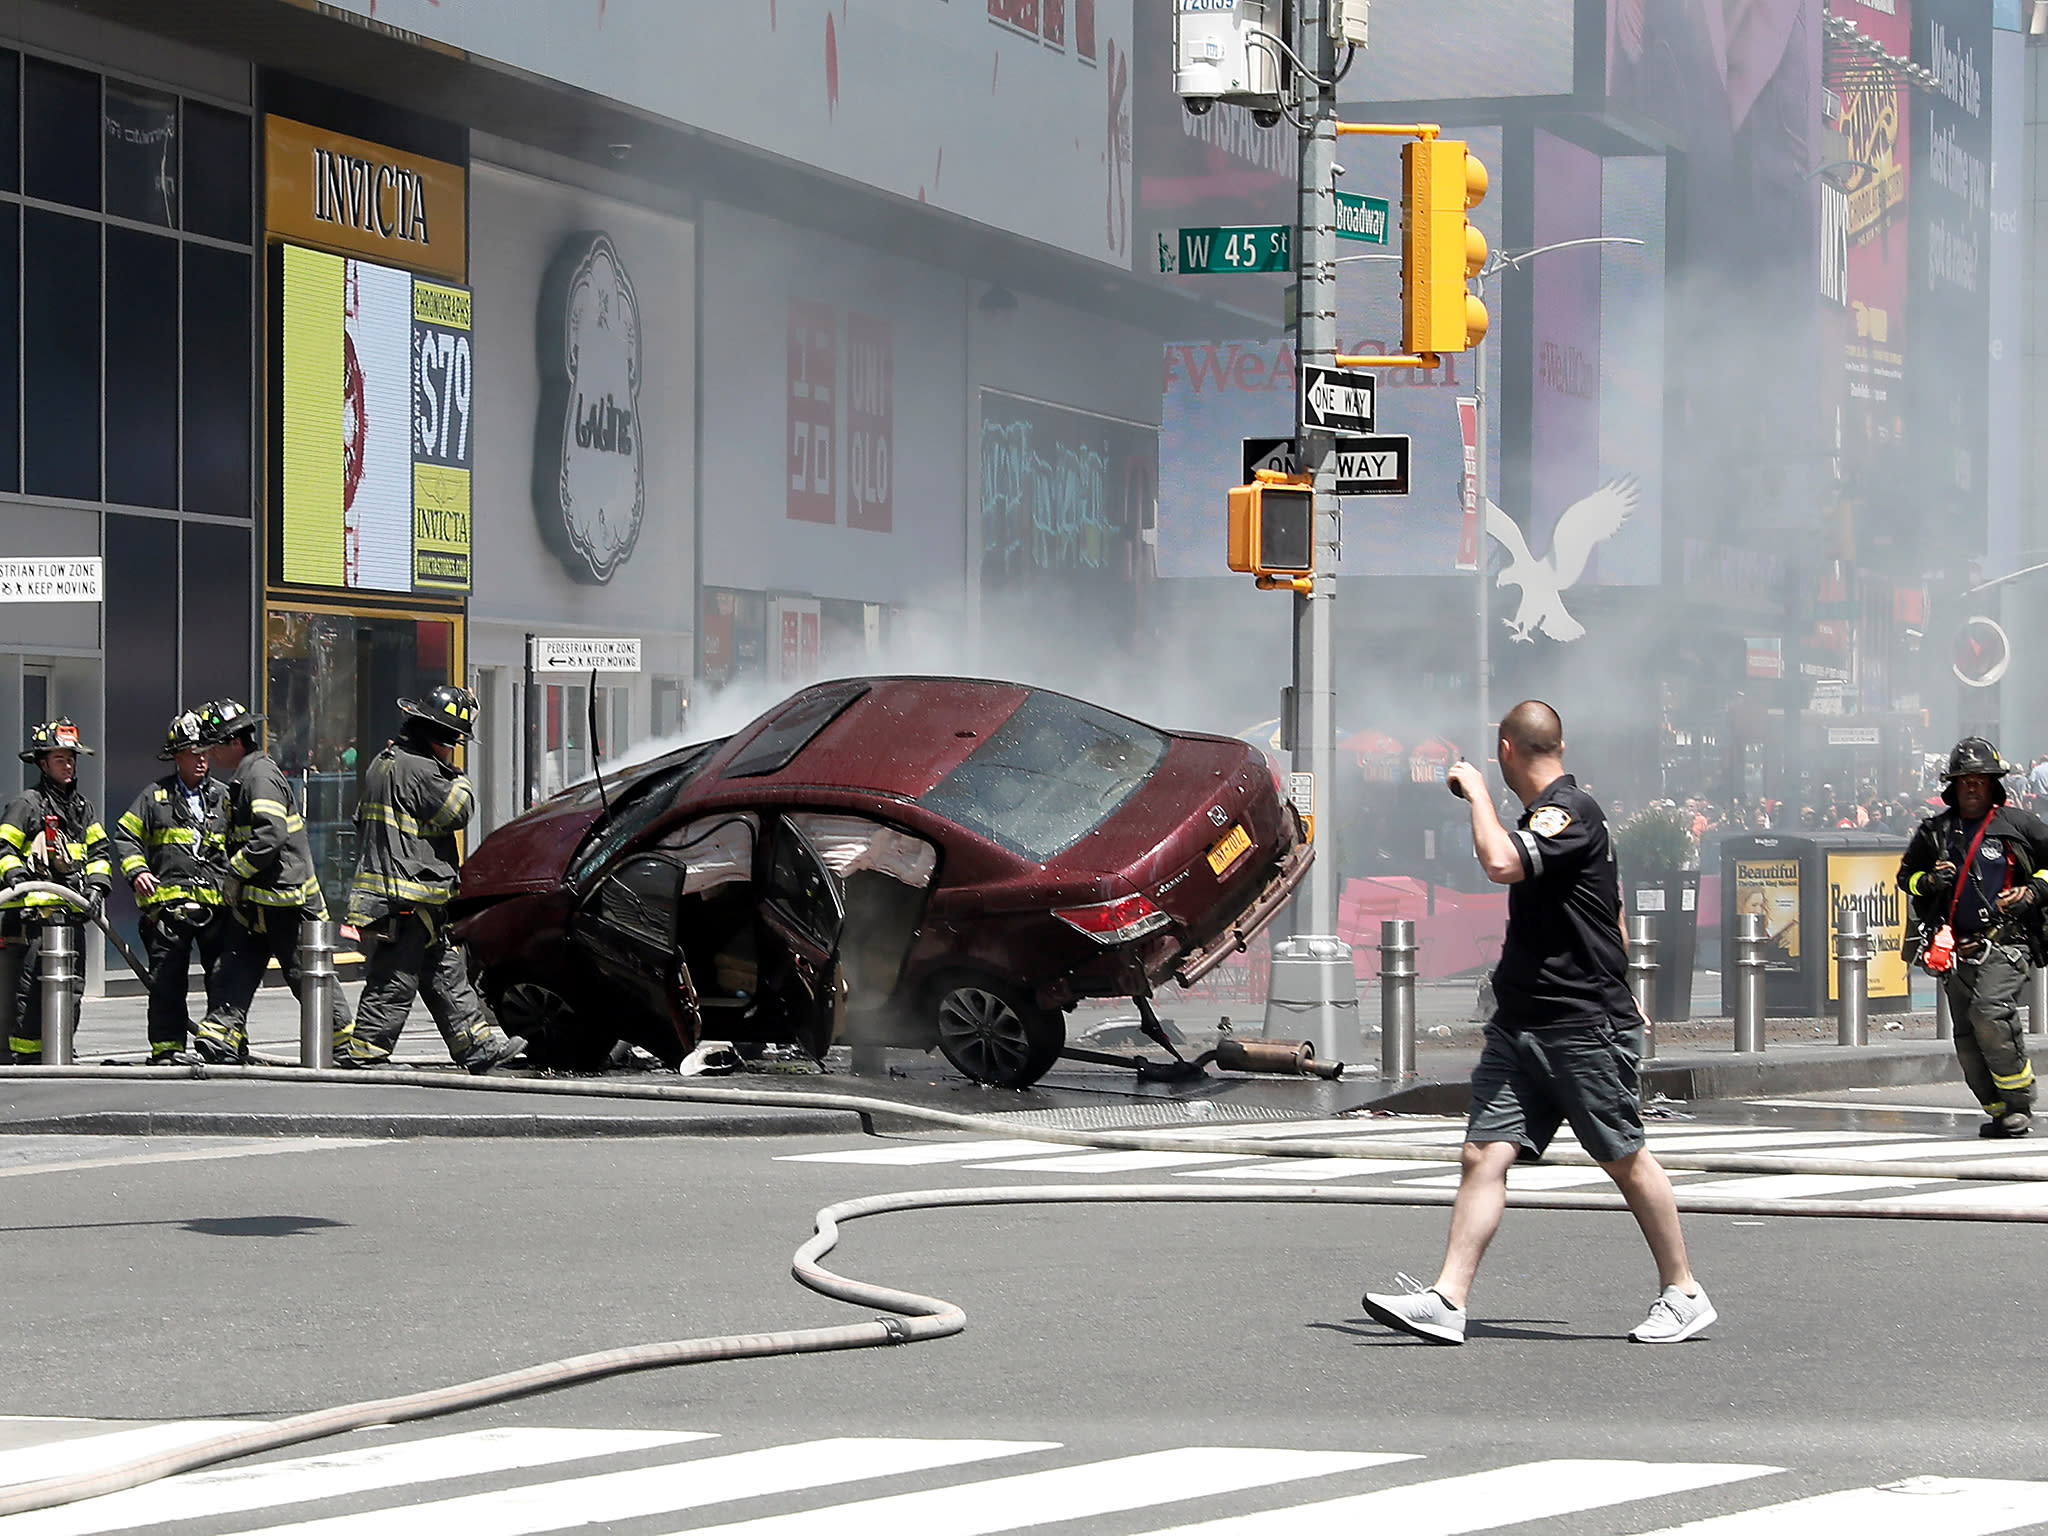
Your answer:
[1228,470,1314,590]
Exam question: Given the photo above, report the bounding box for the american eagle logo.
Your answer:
[1484,479,1639,644]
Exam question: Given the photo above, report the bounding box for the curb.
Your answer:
[1355,1043,1964,1117]
[0,1109,866,1139]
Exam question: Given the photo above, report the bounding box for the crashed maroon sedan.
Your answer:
[452,677,1310,1088]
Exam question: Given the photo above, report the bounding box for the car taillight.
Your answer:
[1053,893,1172,945]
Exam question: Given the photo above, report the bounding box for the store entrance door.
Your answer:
[266,606,461,917]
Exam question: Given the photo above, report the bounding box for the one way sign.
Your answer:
[1334,434,1410,496]
[1300,365,1375,434]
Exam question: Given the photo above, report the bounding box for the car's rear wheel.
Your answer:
[931,975,1064,1088]
[491,978,614,1073]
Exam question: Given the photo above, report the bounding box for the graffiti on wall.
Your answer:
[979,391,1155,590]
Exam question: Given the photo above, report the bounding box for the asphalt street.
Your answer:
[0,1085,2044,1532]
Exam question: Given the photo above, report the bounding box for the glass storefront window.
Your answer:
[103,80,177,228]
[266,608,456,915]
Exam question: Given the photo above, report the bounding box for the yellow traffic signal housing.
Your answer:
[1227,471,1314,587]
[1400,138,1489,356]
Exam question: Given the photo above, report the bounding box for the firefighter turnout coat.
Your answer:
[221,751,325,917]
[347,738,474,925]
[111,774,229,917]
[1898,803,2048,960]
[0,778,114,917]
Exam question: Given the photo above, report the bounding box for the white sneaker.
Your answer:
[1362,1273,1467,1345]
[1630,1283,1716,1344]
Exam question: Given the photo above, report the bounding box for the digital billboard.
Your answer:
[278,244,474,594]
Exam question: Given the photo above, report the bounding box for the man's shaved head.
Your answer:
[1499,700,1564,759]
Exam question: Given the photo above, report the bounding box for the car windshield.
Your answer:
[918,691,1167,860]
[567,739,725,886]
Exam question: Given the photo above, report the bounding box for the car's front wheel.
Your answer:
[930,974,1064,1088]
[489,977,614,1073]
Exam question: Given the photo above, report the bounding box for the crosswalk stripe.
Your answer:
[1185,1158,1450,1181]
[1620,1131,1898,1152]
[221,1437,1053,1536]
[1396,1165,1616,1191]
[666,1447,1410,1536]
[1135,1458,1782,1534]
[0,1422,248,1489]
[1750,1139,2048,1166]
[1624,1473,2048,1533]
[1744,1099,1975,1117]
[1876,1182,2048,1210]
[1670,1174,1944,1200]
[777,1141,1072,1165]
[0,1427,710,1536]
[973,1152,1257,1173]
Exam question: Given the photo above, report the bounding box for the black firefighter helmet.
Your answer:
[157,709,209,761]
[19,717,93,764]
[1940,736,2012,806]
[398,683,479,744]
[195,698,265,749]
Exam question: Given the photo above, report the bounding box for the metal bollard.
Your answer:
[2029,965,2048,1038]
[298,919,337,1068]
[1934,979,1953,1040]
[1834,907,1870,1047]
[1733,911,1767,1054]
[1378,918,1416,1081]
[37,921,80,1066]
[1626,915,1658,1059]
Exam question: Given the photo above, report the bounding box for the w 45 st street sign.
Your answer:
[1160,224,1293,275]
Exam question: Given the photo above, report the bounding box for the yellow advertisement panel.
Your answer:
[413,464,472,591]
[279,244,345,588]
[1731,859,1801,971]
[1826,851,1910,1000]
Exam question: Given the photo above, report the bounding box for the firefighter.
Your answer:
[341,685,523,1073]
[0,720,114,1062]
[110,710,230,1063]
[1897,736,2048,1139]
[189,698,355,1064]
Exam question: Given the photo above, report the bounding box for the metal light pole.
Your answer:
[1283,0,1359,1051]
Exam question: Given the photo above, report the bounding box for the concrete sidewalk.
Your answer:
[0,975,1974,1139]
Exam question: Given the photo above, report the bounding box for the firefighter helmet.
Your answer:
[195,698,265,749]
[1940,736,2011,806]
[19,718,93,763]
[157,709,209,761]
[398,684,479,743]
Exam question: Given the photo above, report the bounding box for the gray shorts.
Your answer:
[1466,1018,1646,1164]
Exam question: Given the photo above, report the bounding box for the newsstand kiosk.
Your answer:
[1719,832,1912,1018]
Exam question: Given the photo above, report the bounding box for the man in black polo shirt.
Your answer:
[1363,700,1715,1345]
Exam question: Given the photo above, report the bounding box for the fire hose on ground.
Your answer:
[0,889,2039,1514]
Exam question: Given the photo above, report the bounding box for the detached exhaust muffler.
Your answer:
[1214,1036,1343,1080]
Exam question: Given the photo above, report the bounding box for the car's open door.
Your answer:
[755,816,847,1058]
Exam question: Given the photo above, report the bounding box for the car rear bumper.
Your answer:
[1170,835,1315,986]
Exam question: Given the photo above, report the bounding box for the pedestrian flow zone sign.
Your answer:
[1300,365,1375,434]
[528,636,642,673]
[1242,434,1412,497]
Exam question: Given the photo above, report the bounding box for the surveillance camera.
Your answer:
[1183,96,1215,117]
[1252,107,1283,127]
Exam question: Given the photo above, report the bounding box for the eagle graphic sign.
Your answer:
[534,232,645,584]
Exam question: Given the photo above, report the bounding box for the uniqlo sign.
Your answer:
[787,300,836,524]
[845,312,893,532]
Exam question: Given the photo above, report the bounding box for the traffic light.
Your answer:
[1400,138,1489,356]
[1227,470,1314,588]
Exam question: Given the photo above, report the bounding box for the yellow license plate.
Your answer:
[1206,823,1253,876]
